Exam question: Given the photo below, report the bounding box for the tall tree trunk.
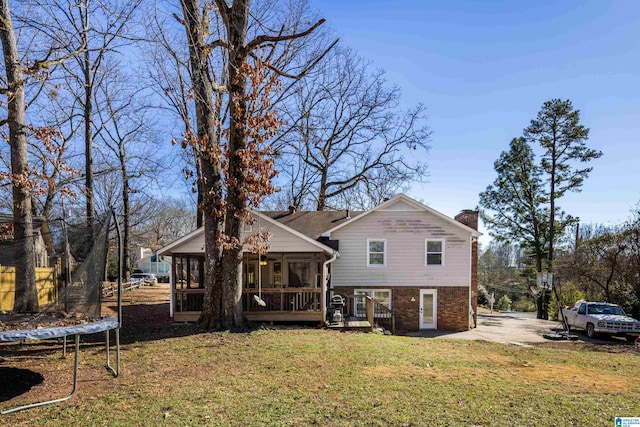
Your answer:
[532,224,547,319]
[179,0,225,329]
[543,130,557,321]
[81,1,95,236]
[316,169,328,211]
[79,0,99,305]
[0,0,38,312]
[219,0,250,330]
[120,152,130,279]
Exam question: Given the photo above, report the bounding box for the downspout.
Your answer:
[468,237,474,329]
[322,251,339,322]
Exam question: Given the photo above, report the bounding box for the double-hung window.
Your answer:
[425,239,444,266]
[367,239,386,267]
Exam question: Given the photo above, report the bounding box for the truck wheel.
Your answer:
[626,335,638,343]
[586,323,597,339]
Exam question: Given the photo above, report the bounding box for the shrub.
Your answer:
[477,284,489,306]
[495,295,512,312]
[512,298,536,312]
[549,280,585,320]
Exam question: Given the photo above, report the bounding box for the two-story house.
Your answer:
[158,194,480,334]
[0,214,54,268]
[134,247,172,279]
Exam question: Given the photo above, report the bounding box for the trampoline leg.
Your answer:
[1,334,80,415]
[106,327,120,377]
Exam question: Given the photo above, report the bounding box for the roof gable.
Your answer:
[261,210,363,240]
[158,210,337,256]
[157,227,203,256]
[322,194,481,237]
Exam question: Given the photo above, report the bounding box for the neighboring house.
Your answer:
[134,247,171,279]
[0,214,54,268]
[158,195,480,334]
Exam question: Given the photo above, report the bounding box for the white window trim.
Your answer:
[353,289,392,317]
[366,238,387,267]
[425,238,445,267]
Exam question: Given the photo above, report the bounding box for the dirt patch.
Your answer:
[532,340,640,354]
[0,283,184,409]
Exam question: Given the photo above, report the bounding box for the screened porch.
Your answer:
[170,252,327,323]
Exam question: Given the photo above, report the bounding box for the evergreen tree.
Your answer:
[524,99,602,318]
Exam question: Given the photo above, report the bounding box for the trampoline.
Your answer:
[1,209,123,414]
[0,317,120,414]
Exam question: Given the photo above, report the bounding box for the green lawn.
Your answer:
[3,328,639,426]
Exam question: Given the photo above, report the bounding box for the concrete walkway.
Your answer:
[409,312,564,345]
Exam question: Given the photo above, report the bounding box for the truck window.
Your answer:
[577,304,586,315]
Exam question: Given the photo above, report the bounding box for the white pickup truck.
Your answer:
[562,301,640,341]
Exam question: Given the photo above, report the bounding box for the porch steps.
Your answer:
[326,318,372,331]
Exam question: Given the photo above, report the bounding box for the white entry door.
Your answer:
[419,289,437,329]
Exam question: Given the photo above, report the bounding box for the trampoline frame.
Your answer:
[1,208,124,414]
[0,317,120,414]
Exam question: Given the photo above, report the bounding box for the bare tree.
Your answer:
[94,73,161,279]
[132,196,197,249]
[0,0,38,311]
[275,45,430,211]
[146,0,333,226]
[0,0,83,311]
[29,0,142,235]
[176,0,330,329]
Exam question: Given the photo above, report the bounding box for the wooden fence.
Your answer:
[0,266,57,311]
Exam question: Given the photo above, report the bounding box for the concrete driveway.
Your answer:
[409,312,564,345]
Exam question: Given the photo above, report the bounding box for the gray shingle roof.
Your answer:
[261,210,363,241]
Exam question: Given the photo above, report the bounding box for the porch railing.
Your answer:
[173,287,322,315]
[175,288,205,312]
[242,288,321,313]
[340,294,395,334]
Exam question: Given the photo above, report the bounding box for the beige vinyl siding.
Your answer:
[171,237,204,254]
[250,229,323,253]
[242,215,327,253]
[167,219,326,255]
[330,209,471,288]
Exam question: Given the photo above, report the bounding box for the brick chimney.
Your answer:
[455,209,479,329]
[454,209,478,230]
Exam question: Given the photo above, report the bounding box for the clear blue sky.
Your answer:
[309,0,640,243]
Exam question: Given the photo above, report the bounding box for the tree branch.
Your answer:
[247,19,326,51]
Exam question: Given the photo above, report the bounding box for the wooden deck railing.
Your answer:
[242,288,321,313]
[341,294,395,334]
[175,288,205,312]
[172,287,322,315]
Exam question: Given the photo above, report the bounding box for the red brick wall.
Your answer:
[333,286,470,335]
[454,209,479,230]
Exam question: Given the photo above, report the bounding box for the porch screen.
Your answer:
[288,262,310,287]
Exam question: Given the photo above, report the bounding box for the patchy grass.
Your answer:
[1,328,638,426]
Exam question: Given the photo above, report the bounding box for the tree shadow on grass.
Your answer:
[81,303,200,346]
[0,367,44,402]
